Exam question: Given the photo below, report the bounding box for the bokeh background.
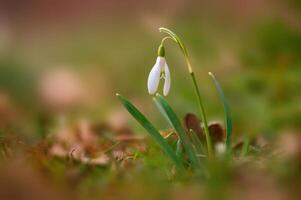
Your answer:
[0,0,301,141]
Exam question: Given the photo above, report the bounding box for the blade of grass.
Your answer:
[154,94,199,169]
[241,135,250,157]
[189,129,205,155]
[116,94,183,169]
[176,139,183,160]
[154,97,172,126]
[208,72,233,152]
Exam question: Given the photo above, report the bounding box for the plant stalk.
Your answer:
[159,27,213,158]
[190,71,213,158]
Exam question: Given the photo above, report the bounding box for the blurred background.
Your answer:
[0,0,301,140]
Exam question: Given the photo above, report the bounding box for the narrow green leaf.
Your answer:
[208,72,233,151]
[153,98,172,126]
[154,94,199,169]
[189,129,205,155]
[241,135,250,157]
[116,94,183,169]
[176,139,183,160]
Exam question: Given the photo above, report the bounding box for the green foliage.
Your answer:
[116,94,183,170]
[208,72,233,151]
[189,129,205,156]
[154,94,200,169]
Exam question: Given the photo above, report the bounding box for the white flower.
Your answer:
[147,56,171,96]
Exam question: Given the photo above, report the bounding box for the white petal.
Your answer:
[163,62,171,96]
[147,57,165,95]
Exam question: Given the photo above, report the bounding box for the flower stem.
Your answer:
[159,27,213,158]
[190,71,213,158]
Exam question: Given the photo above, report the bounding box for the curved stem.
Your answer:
[159,27,213,158]
[160,36,173,45]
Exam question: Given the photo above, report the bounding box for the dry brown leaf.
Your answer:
[47,117,145,167]
[184,113,225,144]
[184,113,203,139]
[208,121,225,144]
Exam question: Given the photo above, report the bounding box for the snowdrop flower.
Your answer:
[147,44,171,96]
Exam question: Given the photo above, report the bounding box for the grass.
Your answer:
[116,93,183,170]
[154,94,200,169]
[0,127,299,200]
[208,72,233,151]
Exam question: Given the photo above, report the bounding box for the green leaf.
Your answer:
[154,94,200,169]
[241,135,250,157]
[116,94,183,169]
[189,129,205,156]
[208,72,233,151]
[153,98,172,126]
[176,139,183,160]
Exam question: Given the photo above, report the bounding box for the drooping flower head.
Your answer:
[147,44,171,96]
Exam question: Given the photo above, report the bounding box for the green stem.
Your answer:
[159,27,213,159]
[190,72,213,158]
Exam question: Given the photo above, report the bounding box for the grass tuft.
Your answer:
[116,94,183,170]
[154,93,200,169]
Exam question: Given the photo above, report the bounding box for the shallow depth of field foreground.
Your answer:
[1,1,301,200]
